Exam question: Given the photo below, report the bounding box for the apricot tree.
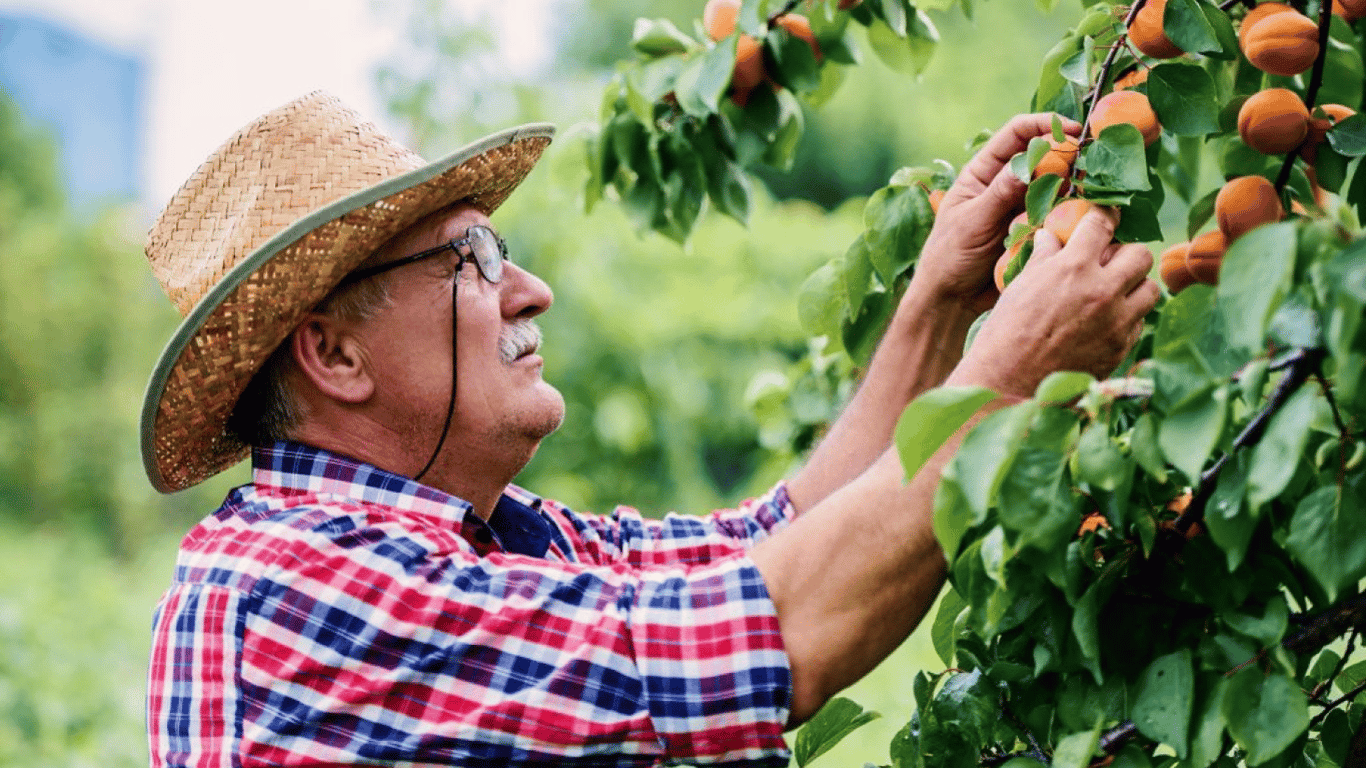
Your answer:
[587,0,1366,765]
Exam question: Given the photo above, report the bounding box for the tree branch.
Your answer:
[1079,1,1148,144]
[1175,348,1325,536]
[1274,0,1333,193]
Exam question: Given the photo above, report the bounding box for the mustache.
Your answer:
[498,319,542,364]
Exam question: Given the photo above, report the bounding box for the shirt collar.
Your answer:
[250,441,552,557]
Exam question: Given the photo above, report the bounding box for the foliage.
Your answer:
[589,0,1366,765]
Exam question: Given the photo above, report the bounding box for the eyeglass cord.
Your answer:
[412,277,458,483]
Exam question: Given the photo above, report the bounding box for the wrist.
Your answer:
[893,279,979,339]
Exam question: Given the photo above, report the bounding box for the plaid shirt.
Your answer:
[147,441,794,767]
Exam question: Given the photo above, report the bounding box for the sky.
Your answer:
[2,0,554,206]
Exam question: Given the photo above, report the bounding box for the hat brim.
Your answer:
[141,123,554,493]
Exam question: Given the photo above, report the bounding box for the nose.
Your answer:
[500,261,554,320]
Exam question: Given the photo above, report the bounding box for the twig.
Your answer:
[1274,0,1334,193]
[1285,592,1366,657]
[766,0,802,24]
[1218,0,1256,9]
[1310,678,1366,728]
[1175,348,1325,536]
[1316,372,1351,437]
[1099,720,1140,754]
[1079,0,1149,143]
[1310,629,1358,702]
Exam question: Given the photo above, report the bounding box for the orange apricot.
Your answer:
[704,0,740,41]
[1090,90,1162,146]
[1129,0,1185,59]
[1033,137,1080,181]
[1160,242,1197,294]
[1043,198,1098,244]
[1242,10,1320,77]
[733,35,766,90]
[995,241,1022,292]
[1186,230,1227,284]
[1239,2,1297,49]
[776,13,822,61]
[1215,175,1284,241]
[1114,68,1150,90]
[1333,0,1366,21]
[1237,88,1310,154]
[928,188,946,215]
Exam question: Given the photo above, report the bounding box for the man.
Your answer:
[144,92,1158,767]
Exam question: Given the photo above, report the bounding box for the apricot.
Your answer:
[1242,10,1320,77]
[995,241,1022,292]
[1090,90,1162,146]
[1237,88,1309,154]
[1033,137,1080,181]
[704,0,739,41]
[1043,198,1098,244]
[1160,242,1197,294]
[1186,229,1227,284]
[733,35,766,90]
[1333,0,1366,22]
[928,188,945,215]
[1301,103,1357,162]
[1078,511,1112,535]
[1113,68,1149,90]
[1129,0,1184,59]
[1215,175,1284,241]
[776,13,822,61]
[1239,2,1297,49]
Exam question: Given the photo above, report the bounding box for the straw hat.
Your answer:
[140,91,554,493]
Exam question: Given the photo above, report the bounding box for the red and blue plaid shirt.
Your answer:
[147,441,794,766]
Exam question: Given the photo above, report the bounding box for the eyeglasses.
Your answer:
[338,224,507,287]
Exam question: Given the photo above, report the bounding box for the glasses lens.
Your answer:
[468,226,504,283]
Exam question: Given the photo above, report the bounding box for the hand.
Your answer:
[948,207,1161,399]
[909,113,1081,316]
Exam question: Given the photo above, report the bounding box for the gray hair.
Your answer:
[226,275,393,446]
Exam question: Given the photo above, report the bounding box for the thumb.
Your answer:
[975,163,1029,220]
[1030,226,1063,264]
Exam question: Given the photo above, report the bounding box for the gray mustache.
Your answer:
[499,320,542,364]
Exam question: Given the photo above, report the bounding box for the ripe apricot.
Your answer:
[1090,90,1162,146]
[733,35,766,90]
[1043,198,1098,244]
[1033,137,1079,181]
[995,241,1022,292]
[1242,10,1320,77]
[1078,511,1111,535]
[1301,103,1357,162]
[1129,0,1184,59]
[1333,0,1366,22]
[1186,229,1227,284]
[704,0,740,41]
[1113,68,1149,90]
[1237,88,1309,154]
[1239,2,1297,49]
[776,13,822,61]
[1160,242,1196,294]
[928,188,945,215]
[1215,175,1284,241]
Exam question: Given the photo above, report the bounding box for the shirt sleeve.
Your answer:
[152,510,793,767]
[545,481,798,569]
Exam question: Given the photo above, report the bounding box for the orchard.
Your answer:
[587,0,1366,765]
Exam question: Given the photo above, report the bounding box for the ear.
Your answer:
[289,314,375,405]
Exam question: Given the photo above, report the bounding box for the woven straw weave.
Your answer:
[141,92,552,492]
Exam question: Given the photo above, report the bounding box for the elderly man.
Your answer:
[143,92,1157,767]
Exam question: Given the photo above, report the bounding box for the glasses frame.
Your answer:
[337,224,507,288]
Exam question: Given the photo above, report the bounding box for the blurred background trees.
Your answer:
[0,0,1081,764]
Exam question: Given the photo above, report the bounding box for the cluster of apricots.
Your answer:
[992,198,1100,292]
[703,0,822,106]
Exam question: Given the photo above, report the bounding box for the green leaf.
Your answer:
[761,90,804,171]
[1328,113,1366,157]
[1076,420,1131,492]
[1218,222,1296,355]
[1158,384,1228,483]
[998,444,1078,553]
[1222,668,1310,765]
[952,402,1041,517]
[1026,173,1065,224]
[1164,0,1221,55]
[1185,187,1218,240]
[766,26,821,92]
[1148,63,1220,136]
[673,37,735,118]
[793,697,881,767]
[1130,413,1168,483]
[894,386,997,479]
[866,13,937,76]
[934,468,977,562]
[1286,484,1366,602]
[798,261,848,343]
[1222,594,1288,647]
[1204,451,1257,571]
[1247,386,1316,511]
[932,587,967,667]
[1072,581,1105,684]
[863,184,932,284]
[1083,124,1152,192]
[1132,649,1194,758]
[1051,723,1103,768]
[1187,676,1227,768]
[630,18,697,57]
[1035,371,1094,403]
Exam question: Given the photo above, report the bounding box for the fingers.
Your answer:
[959,113,1082,192]
[1030,226,1064,263]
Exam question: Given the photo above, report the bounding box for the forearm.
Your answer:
[752,398,1006,725]
[785,283,977,512]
